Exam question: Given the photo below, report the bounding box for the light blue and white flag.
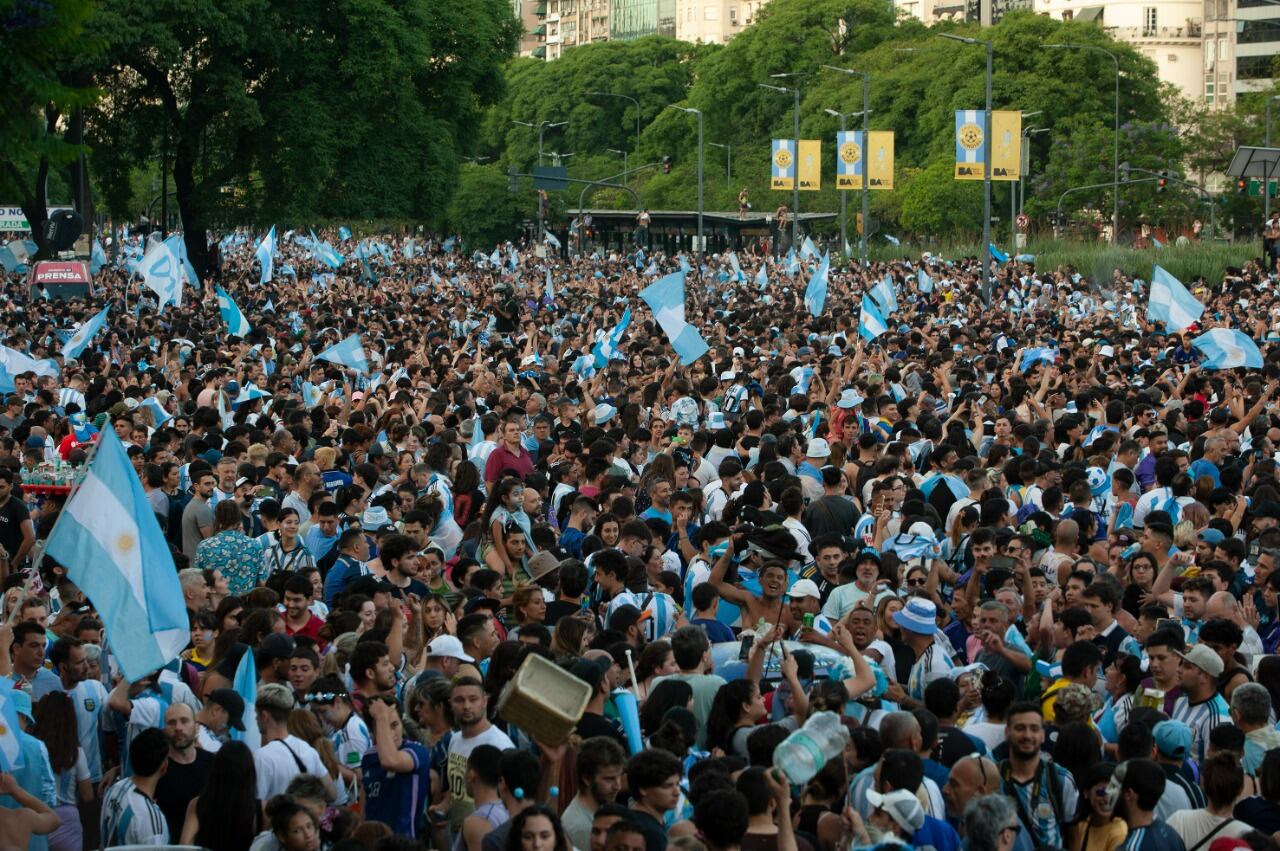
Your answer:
[489,248,501,267]
[230,648,260,752]
[859,294,888,342]
[256,225,276,285]
[800,236,819,261]
[338,226,352,241]
[1148,265,1203,332]
[0,683,23,770]
[141,241,183,307]
[884,234,900,246]
[279,264,296,279]
[140,396,172,427]
[316,334,370,375]
[678,254,691,275]
[44,428,188,682]
[62,305,109,360]
[544,230,561,250]
[872,275,898,314]
[989,243,1009,264]
[90,240,107,274]
[805,252,829,318]
[726,252,744,282]
[786,248,799,276]
[403,238,416,260]
[216,286,252,338]
[164,234,199,286]
[544,268,555,303]
[317,242,343,269]
[918,267,934,294]
[639,272,709,365]
[754,262,768,289]
[1193,328,1264,370]
[593,306,632,369]
[0,345,58,379]
[1020,347,1059,372]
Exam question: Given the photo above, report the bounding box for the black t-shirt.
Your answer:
[495,298,519,333]
[154,749,214,840]
[0,496,30,558]
[1235,797,1280,834]
[575,711,626,747]
[387,578,430,601]
[544,600,582,628]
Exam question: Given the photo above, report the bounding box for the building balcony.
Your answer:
[533,45,547,57]
[1104,24,1202,44]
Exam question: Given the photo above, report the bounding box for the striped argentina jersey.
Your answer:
[101,778,169,847]
[1170,692,1230,763]
[605,589,679,640]
[906,639,956,702]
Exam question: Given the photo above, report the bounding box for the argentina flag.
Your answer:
[316,334,371,375]
[1148,265,1203,332]
[1193,328,1263,370]
[216,286,252,338]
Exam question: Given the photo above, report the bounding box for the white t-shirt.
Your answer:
[254,735,330,800]
[446,724,515,830]
[196,725,223,754]
[1165,810,1251,849]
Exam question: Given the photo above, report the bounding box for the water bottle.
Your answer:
[772,711,849,785]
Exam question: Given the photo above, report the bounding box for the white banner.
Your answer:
[0,206,73,231]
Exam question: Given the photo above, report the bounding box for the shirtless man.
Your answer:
[0,772,59,850]
[708,536,796,634]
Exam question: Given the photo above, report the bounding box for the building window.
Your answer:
[704,5,718,19]
[1204,39,1215,70]
[1143,6,1157,35]
[1239,19,1280,44]
[1238,53,1276,79]
[729,5,737,22]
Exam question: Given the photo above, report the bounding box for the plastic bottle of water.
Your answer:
[772,711,850,785]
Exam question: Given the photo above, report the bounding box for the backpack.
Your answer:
[999,756,1066,847]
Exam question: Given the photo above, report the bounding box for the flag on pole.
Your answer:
[858,294,889,341]
[871,275,898,314]
[1193,328,1264,369]
[338,226,352,241]
[163,234,199,286]
[639,272,709,365]
[62,306,110,360]
[805,253,829,318]
[1148,265,1203,332]
[256,226,276,285]
[140,241,183,308]
[593,306,632,368]
[216,286,252,338]
[44,428,188,682]
[230,648,260,752]
[316,334,371,375]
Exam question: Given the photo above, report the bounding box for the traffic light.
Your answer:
[662,156,672,174]
[508,167,518,193]
[1156,172,1168,192]
[1238,178,1249,195]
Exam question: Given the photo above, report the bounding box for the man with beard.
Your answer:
[997,702,1078,849]
[152,703,214,840]
[1116,759,1186,851]
[561,737,628,851]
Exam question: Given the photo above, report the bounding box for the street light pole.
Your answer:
[759,77,804,251]
[1010,112,1042,252]
[939,34,993,304]
[821,65,871,267]
[708,143,731,185]
[669,106,704,264]
[587,91,641,183]
[513,120,567,166]
[607,148,628,181]
[1049,43,1120,242]
[1020,127,1049,238]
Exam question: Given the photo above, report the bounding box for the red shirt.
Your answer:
[484,443,534,485]
[286,614,328,650]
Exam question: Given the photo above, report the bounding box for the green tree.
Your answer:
[88,0,519,271]
[447,164,536,248]
[0,0,99,257]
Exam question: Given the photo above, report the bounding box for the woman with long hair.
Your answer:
[504,806,573,851]
[1099,652,1144,737]
[1119,551,1158,619]
[266,795,322,851]
[510,586,547,637]
[452,460,485,529]
[480,477,534,577]
[32,692,90,851]
[550,616,592,660]
[421,593,451,643]
[632,640,678,702]
[592,513,621,548]
[181,741,263,850]
[287,709,343,793]
[640,679,693,739]
[705,679,766,757]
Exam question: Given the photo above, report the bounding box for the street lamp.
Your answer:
[512,120,567,166]
[1266,95,1280,222]
[1048,43,1120,243]
[668,105,705,264]
[708,143,732,186]
[607,147,628,180]
[549,152,575,167]
[822,65,872,267]
[822,107,869,261]
[1019,127,1050,228]
[1008,112,1044,250]
[758,77,803,251]
[939,32,993,304]
[587,92,641,182]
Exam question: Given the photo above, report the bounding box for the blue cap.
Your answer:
[1197,528,1226,547]
[1153,720,1192,760]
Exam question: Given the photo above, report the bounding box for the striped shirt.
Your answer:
[907,641,956,702]
[101,778,169,847]
[606,590,678,640]
[1171,692,1231,763]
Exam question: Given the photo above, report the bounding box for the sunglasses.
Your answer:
[906,578,927,587]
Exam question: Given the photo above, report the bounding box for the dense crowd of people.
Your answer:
[1,224,1280,851]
